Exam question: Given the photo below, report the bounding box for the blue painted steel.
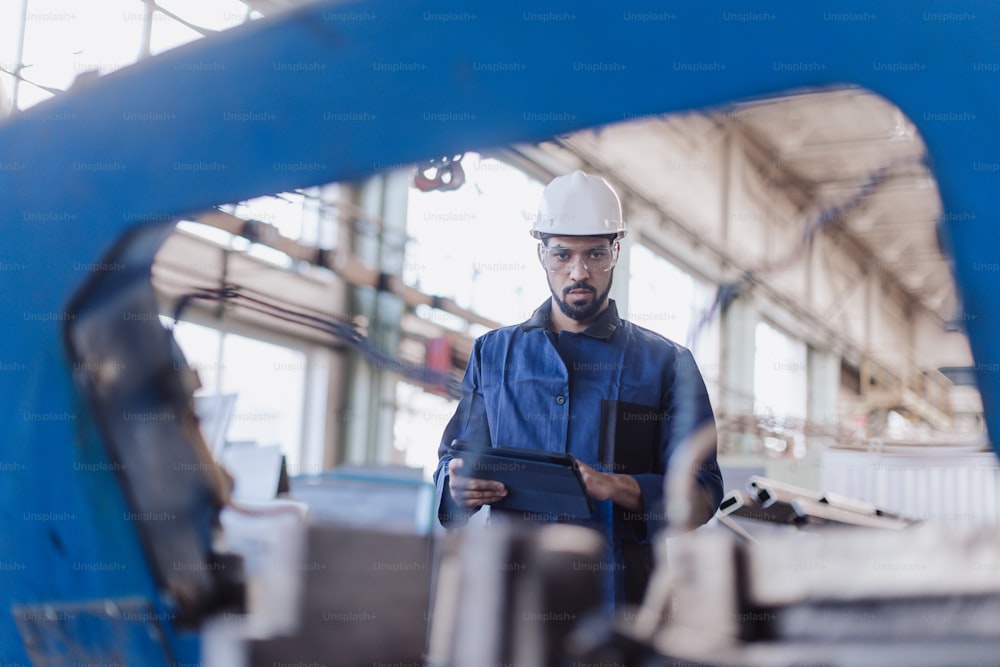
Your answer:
[14,597,173,666]
[0,0,997,662]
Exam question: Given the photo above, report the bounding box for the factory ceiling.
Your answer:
[722,88,953,322]
[550,88,954,324]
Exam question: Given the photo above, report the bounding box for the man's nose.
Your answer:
[567,255,591,279]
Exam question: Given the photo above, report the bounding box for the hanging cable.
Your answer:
[169,284,462,398]
[687,159,924,349]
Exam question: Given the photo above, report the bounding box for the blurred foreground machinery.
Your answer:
[627,524,1000,667]
[718,476,916,536]
[425,435,1000,666]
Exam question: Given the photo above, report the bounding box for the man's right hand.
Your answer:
[448,458,507,509]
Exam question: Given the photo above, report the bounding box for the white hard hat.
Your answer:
[530,170,627,240]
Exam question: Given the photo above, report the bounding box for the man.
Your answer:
[434,170,723,609]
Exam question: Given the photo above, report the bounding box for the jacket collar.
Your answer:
[520,298,620,340]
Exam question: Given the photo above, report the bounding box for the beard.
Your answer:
[549,275,613,322]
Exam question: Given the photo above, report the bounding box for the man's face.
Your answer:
[538,235,616,322]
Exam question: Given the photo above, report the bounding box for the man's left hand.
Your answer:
[575,460,643,513]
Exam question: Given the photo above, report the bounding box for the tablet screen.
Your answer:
[449,440,594,520]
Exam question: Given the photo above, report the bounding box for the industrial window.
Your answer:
[146,0,251,56]
[0,0,258,111]
[627,244,721,405]
[404,153,548,334]
[754,320,808,423]
[178,186,336,266]
[393,382,456,481]
[168,317,325,476]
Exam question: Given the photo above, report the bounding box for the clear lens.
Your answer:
[541,244,618,272]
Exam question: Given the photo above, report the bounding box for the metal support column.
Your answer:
[720,294,758,454]
[800,347,841,488]
[343,170,409,465]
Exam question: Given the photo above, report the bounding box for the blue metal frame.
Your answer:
[0,0,997,661]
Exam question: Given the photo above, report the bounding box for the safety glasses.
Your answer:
[539,243,619,273]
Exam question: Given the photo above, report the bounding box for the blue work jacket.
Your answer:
[434,299,723,608]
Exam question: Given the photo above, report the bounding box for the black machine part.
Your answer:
[64,222,243,625]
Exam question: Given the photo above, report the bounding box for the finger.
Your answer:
[454,484,508,500]
[459,490,507,508]
[456,486,507,500]
[450,459,506,488]
[453,478,506,492]
[451,484,483,508]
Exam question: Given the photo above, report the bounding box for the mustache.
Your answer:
[563,282,596,296]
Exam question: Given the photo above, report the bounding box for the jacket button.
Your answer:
[555,395,565,405]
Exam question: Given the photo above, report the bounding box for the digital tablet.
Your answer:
[448,440,594,520]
